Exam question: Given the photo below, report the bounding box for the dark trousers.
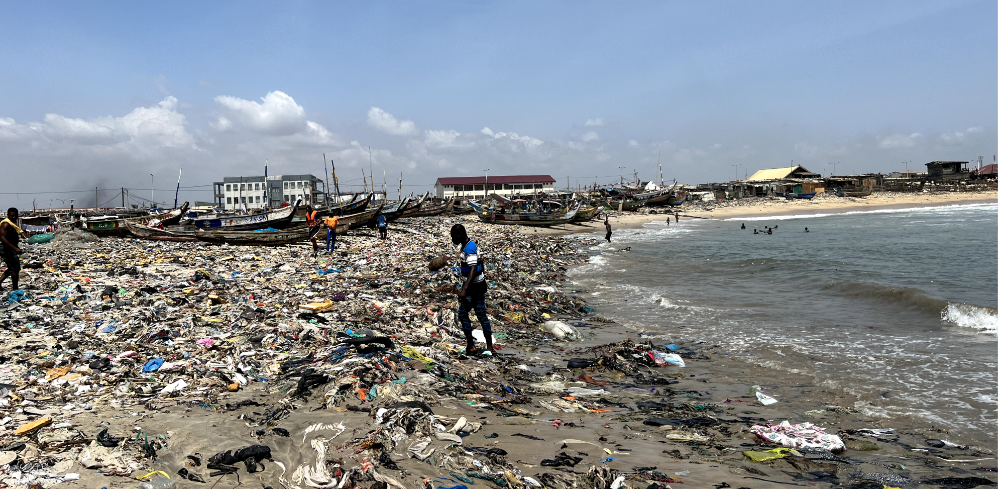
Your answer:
[458,292,492,339]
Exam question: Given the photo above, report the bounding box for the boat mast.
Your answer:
[323,153,331,208]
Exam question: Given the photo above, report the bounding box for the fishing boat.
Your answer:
[606,196,647,212]
[400,192,430,218]
[192,201,299,231]
[293,193,372,220]
[195,224,321,246]
[81,203,190,237]
[793,192,816,200]
[378,197,411,223]
[478,204,581,227]
[123,221,198,242]
[345,204,385,230]
[571,206,599,222]
[410,197,455,217]
[449,199,476,215]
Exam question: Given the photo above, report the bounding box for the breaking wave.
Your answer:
[726,202,996,222]
[822,281,949,316]
[941,303,998,334]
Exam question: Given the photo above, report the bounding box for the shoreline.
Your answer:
[0,215,995,489]
[521,191,997,236]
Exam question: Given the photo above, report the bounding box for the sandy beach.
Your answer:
[523,191,998,237]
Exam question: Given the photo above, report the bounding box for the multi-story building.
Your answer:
[433,175,556,199]
[213,174,327,210]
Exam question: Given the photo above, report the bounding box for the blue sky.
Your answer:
[0,0,995,207]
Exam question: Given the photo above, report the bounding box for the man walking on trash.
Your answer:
[306,205,320,255]
[451,224,494,356]
[377,213,387,240]
[324,214,340,254]
[0,208,25,292]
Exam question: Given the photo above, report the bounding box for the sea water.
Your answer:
[568,202,998,447]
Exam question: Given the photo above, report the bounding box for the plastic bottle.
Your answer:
[137,477,176,489]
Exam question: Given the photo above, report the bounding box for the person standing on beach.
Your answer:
[306,206,320,255]
[377,213,387,240]
[0,208,25,291]
[450,224,493,355]
[324,214,340,254]
[604,217,612,242]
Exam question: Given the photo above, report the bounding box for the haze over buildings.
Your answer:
[0,1,996,208]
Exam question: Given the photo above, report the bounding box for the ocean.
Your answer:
[567,202,998,447]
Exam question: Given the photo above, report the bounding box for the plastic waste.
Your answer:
[541,320,581,339]
[650,352,685,367]
[137,477,176,489]
[756,391,778,405]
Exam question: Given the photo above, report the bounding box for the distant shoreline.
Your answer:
[521,190,998,236]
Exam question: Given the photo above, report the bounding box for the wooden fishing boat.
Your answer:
[793,192,816,200]
[478,204,581,226]
[449,199,476,215]
[192,202,299,230]
[571,206,599,222]
[345,204,385,230]
[293,193,372,220]
[195,224,321,246]
[410,197,455,217]
[400,192,430,218]
[124,221,198,242]
[606,197,647,212]
[82,203,190,237]
[378,197,411,223]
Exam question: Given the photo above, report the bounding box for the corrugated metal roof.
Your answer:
[746,166,816,182]
[436,175,556,185]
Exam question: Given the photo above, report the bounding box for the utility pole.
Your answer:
[398,172,402,201]
[323,153,331,207]
[658,151,663,186]
[483,168,490,201]
[150,174,154,207]
[121,188,125,208]
[362,170,368,193]
[732,164,739,181]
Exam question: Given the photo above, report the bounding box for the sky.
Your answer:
[0,0,996,208]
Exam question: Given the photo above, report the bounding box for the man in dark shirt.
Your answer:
[0,208,25,291]
[604,217,612,243]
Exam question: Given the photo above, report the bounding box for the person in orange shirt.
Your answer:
[305,206,320,255]
[323,214,340,254]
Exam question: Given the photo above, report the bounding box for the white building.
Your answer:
[433,175,557,199]
[213,174,326,210]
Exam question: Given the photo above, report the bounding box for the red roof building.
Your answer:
[434,175,556,199]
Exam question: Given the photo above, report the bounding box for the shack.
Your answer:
[825,174,878,197]
[924,161,970,182]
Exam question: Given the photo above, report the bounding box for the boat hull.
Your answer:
[193,204,298,231]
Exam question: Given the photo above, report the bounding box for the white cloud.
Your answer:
[581,131,600,142]
[4,96,195,150]
[481,127,543,149]
[628,140,639,148]
[585,118,605,127]
[367,107,419,136]
[214,91,307,134]
[425,129,475,150]
[939,131,966,144]
[966,126,983,133]
[877,132,921,149]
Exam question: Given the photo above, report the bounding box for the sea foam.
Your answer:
[941,303,998,335]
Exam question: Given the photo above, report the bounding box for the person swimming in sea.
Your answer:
[804,227,809,232]
[753,229,759,234]
[741,223,745,229]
